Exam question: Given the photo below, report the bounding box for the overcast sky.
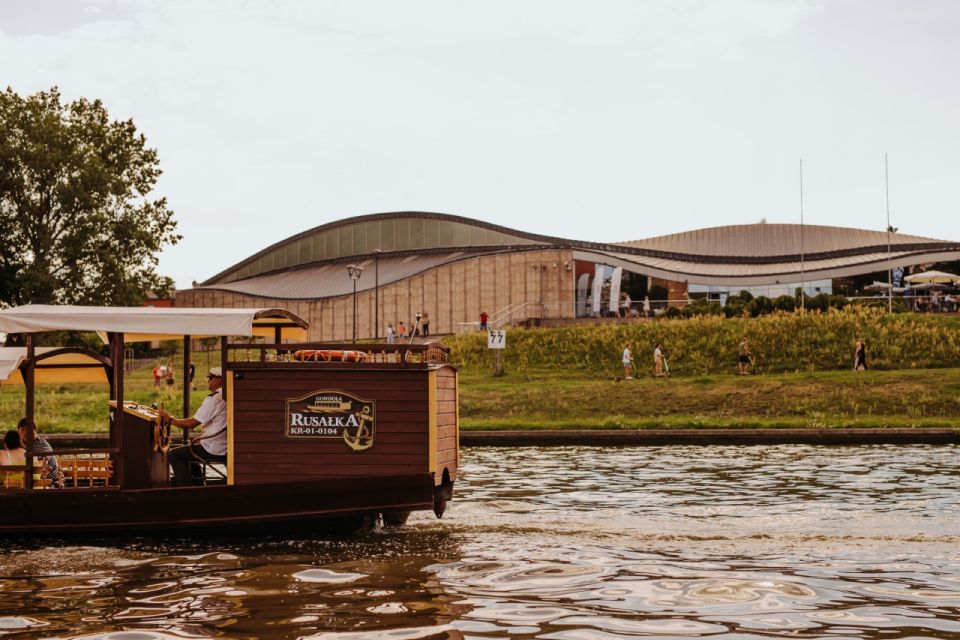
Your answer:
[1,0,958,289]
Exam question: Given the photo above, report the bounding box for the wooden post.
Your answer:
[220,336,228,403]
[24,333,35,490]
[183,335,192,419]
[111,332,125,488]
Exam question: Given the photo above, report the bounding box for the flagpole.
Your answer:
[800,158,805,311]
[886,153,892,313]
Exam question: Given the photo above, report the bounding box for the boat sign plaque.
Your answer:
[285,390,376,451]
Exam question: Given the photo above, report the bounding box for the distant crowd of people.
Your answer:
[386,312,431,344]
[618,337,869,378]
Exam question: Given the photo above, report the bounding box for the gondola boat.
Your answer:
[0,305,458,534]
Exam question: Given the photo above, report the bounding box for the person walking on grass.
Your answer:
[854,338,867,371]
[622,343,634,380]
[654,343,667,377]
[738,338,752,375]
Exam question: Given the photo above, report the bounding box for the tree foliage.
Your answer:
[0,86,180,307]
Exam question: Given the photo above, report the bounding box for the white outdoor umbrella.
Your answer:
[904,270,960,285]
[864,281,905,293]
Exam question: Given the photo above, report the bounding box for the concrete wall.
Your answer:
[177,249,576,341]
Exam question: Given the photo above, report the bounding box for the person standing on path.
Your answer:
[654,343,666,377]
[642,296,651,318]
[738,338,752,375]
[622,344,634,379]
[421,312,430,337]
[386,323,395,344]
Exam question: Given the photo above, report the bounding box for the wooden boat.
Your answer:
[0,305,458,534]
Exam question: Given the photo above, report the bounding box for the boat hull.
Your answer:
[0,473,435,535]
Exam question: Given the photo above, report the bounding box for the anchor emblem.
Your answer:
[342,406,375,451]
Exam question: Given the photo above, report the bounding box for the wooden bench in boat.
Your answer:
[20,450,117,489]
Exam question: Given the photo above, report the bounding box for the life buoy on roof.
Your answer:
[294,349,369,363]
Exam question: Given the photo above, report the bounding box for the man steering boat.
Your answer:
[159,367,227,486]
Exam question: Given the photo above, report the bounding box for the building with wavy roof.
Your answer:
[177,212,960,340]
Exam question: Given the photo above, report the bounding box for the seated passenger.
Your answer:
[2,429,27,488]
[159,367,227,487]
[17,418,63,488]
[2,430,26,466]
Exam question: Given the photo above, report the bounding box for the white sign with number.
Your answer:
[487,329,506,349]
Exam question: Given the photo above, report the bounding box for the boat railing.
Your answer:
[1,448,121,490]
[226,342,450,369]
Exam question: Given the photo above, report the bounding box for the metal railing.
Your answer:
[457,301,546,333]
[226,342,450,368]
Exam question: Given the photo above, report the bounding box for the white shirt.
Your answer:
[622,348,632,364]
[654,346,663,360]
[193,389,228,456]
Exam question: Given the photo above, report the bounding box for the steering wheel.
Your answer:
[153,413,172,454]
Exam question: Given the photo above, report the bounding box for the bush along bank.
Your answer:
[443,308,960,376]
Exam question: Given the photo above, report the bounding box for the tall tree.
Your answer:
[0,86,180,307]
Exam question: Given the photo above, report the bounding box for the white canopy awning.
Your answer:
[0,305,308,342]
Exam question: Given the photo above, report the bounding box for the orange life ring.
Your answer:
[293,349,368,362]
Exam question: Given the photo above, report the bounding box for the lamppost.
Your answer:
[373,249,382,340]
[347,264,364,344]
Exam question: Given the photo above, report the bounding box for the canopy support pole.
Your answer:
[220,336,228,403]
[109,332,125,488]
[183,335,191,420]
[24,333,35,490]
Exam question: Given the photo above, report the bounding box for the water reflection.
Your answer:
[0,444,958,638]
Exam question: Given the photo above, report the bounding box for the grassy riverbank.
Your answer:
[457,368,960,430]
[6,367,957,433]
[2,319,959,432]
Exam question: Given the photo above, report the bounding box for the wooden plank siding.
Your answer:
[232,368,429,485]
[434,366,458,484]
[230,366,458,487]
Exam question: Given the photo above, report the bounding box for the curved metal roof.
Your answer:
[616,223,947,259]
[203,211,551,286]
[194,212,960,296]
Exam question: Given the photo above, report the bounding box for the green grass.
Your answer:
[457,367,960,430]
[0,356,212,434]
[3,351,959,434]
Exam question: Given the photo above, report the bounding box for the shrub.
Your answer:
[444,309,960,376]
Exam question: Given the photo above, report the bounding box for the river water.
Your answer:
[1,444,959,639]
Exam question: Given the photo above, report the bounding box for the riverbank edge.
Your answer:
[48,428,960,449]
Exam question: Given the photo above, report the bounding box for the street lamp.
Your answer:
[347,264,364,344]
[373,249,382,340]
